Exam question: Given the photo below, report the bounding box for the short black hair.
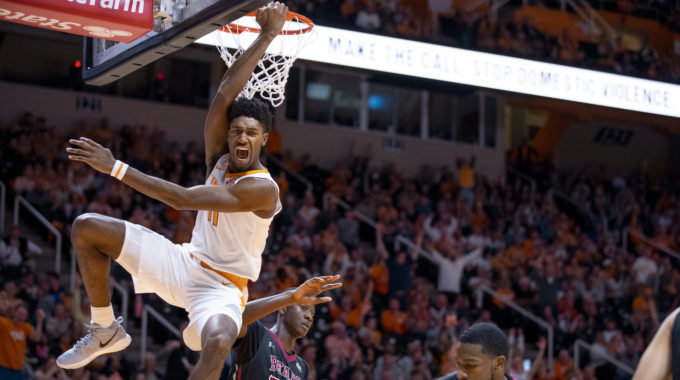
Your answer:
[459,322,508,358]
[227,97,273,133]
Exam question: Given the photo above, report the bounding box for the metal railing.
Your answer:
[272,153,458,263]
[573,339,634,375]
[141,305,182,364]
[0,181,6,235]
[623,227,680,262]
[551,189,608,233]
[479,285,555,370]
[13,195,63,273]
[112,281,129,326]
[69,249,129,326]
[564,0,617,38]
[265,155,313,192]
[506,167,537,194]
[274,155,555,366]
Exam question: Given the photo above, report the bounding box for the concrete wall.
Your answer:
[276,117,506,179]
[554,121,670,175]
[0,81,206,143]
[0,81,507,179]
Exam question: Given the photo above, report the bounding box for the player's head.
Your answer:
[227,97,273,171]
[278,303,315,339]
[455,323,508,380]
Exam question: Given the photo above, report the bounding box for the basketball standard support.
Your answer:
[83,0,267,86]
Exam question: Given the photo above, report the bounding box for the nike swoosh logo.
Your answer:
[99,328,119,348]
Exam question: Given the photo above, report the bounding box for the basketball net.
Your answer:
[215,12,315,107]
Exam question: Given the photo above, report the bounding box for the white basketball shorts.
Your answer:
[114,221,248,351]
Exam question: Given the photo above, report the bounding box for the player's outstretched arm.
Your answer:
[237,275,342,338]
[632,307,679,380]
[204,2,287,170]
[66,137,276,213]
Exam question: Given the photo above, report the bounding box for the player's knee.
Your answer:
[71,213,103,248]
[203,331,236,360]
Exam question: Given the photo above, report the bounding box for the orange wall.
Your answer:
[514,6,675,55]
[516,7,590,41]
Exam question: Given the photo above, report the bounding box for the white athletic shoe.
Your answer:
[56,316,131,369]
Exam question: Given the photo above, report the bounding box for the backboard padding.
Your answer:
[83,0,268,86]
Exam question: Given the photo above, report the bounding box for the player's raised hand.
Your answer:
[291,275,342,305]
[66,137,116,175]
[256,1,288,38]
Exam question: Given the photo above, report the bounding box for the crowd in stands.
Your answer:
[286,0,680,84]
[1,113,679,380]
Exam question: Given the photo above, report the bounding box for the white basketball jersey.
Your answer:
[186,154,281,281]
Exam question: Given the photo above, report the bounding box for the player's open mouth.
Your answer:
[235,147,249,160]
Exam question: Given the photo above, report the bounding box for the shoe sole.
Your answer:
[57,333,132,369]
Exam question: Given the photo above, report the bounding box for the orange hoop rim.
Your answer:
[220,10,314,35]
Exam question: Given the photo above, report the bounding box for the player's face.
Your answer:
[227,116,268,172]
[284,304,315,339]
[456,342,505,380]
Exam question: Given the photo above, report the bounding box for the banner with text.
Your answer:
[197,26,680,118]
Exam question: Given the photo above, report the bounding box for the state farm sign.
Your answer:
[0,0,152,43]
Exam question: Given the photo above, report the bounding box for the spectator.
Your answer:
[1,226,42,280]
[142,352,165,380]
[427,241,483,298]
[356,1,381,31]
[0,303,45,379]
[381,297,407,335]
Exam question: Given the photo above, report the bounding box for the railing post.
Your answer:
[112,282,128,326]
[548,327,554,370]
[0,181,6,235]
[141,306,148,364]
[13,196,20,226]
[56,233,62,274]
[70,248,77,292]
[574,342,580,369]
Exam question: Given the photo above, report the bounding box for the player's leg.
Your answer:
[189,315,239,380]
[71,213,126,308]
[57,213,131,369]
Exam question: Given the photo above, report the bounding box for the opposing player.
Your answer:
[438,323,518,380]
[220,275,342,380]
[57,3,289,379]
[632,306,680,380]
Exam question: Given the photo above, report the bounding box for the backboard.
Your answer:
[83,0,268,86]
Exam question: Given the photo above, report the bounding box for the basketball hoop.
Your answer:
[215,10,315,107]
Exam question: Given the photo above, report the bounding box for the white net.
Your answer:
[215,14,315,107]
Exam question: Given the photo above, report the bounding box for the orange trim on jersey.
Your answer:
[225,169,268,178]
[189,253,249,291]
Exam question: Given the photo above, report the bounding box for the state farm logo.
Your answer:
[83,26,132,38]
[0,8,136,40]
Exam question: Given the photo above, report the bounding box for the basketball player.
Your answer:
[57,3,289,379]
[438,323,518,380]
[632,306,680,380]
[220,276,342,380]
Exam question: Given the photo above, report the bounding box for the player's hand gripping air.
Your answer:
[290,275,343,305]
